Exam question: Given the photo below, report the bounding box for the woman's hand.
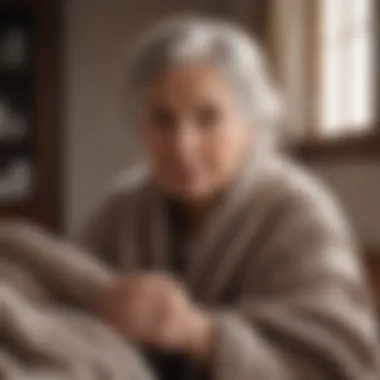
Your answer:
[93,273,216,366]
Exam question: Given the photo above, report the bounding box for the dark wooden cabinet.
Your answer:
[0,0,61,231]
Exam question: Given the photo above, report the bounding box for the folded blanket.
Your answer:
[0,220,155,380]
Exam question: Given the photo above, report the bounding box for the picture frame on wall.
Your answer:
[0,0,60,230]
[0,6,36,204]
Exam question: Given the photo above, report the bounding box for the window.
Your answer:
[269,0,377,145]
[319,0,374,136]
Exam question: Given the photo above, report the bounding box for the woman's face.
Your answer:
[140,63,253,203]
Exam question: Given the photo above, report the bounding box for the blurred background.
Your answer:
[0,0,378,293]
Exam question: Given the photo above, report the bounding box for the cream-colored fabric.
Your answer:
[77,154,380,380]
[0,222,155,380]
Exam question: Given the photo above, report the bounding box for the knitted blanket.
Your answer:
[0,221,154,380]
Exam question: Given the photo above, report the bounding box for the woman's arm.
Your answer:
[206,190,379,380]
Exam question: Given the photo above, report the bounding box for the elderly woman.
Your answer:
[77,17,379,380]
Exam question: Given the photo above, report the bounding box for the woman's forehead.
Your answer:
[141,63,236,106]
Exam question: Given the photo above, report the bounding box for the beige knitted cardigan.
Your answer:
[1,153,379,379]
[77,154,380,380]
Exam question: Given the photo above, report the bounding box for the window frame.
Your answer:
[270,0,380,158]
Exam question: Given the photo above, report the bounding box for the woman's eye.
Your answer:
[196,104,221,129]
[150,107,175,130]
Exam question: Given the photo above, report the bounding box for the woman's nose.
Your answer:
[171,125,199,156]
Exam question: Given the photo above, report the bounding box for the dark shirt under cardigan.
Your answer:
[144,201,207,380]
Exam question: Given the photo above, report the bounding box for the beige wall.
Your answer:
[63,0,380,248]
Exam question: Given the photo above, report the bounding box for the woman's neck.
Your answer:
[171,195,217,240]
[183,201,210,239]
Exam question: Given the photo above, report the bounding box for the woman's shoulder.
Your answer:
[259,155,339,206]
[252,153,335,200]
[96,165,151,211]
[259,155,353,235]
[75,166,151,241]
[108,165,150,195]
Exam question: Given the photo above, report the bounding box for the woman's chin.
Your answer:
[166,183,215,204]
[160,182,209,202]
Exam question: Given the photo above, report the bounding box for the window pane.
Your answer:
[319,47,341,134]
[351,0,372,29]
[350,34,374,130]
[321,0,345,44]
[318,0,346,135]
[318,0,375,137]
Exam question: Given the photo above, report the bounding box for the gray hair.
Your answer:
[124,16,283,144]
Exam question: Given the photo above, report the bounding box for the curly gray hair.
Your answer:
[124,16,283,143]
